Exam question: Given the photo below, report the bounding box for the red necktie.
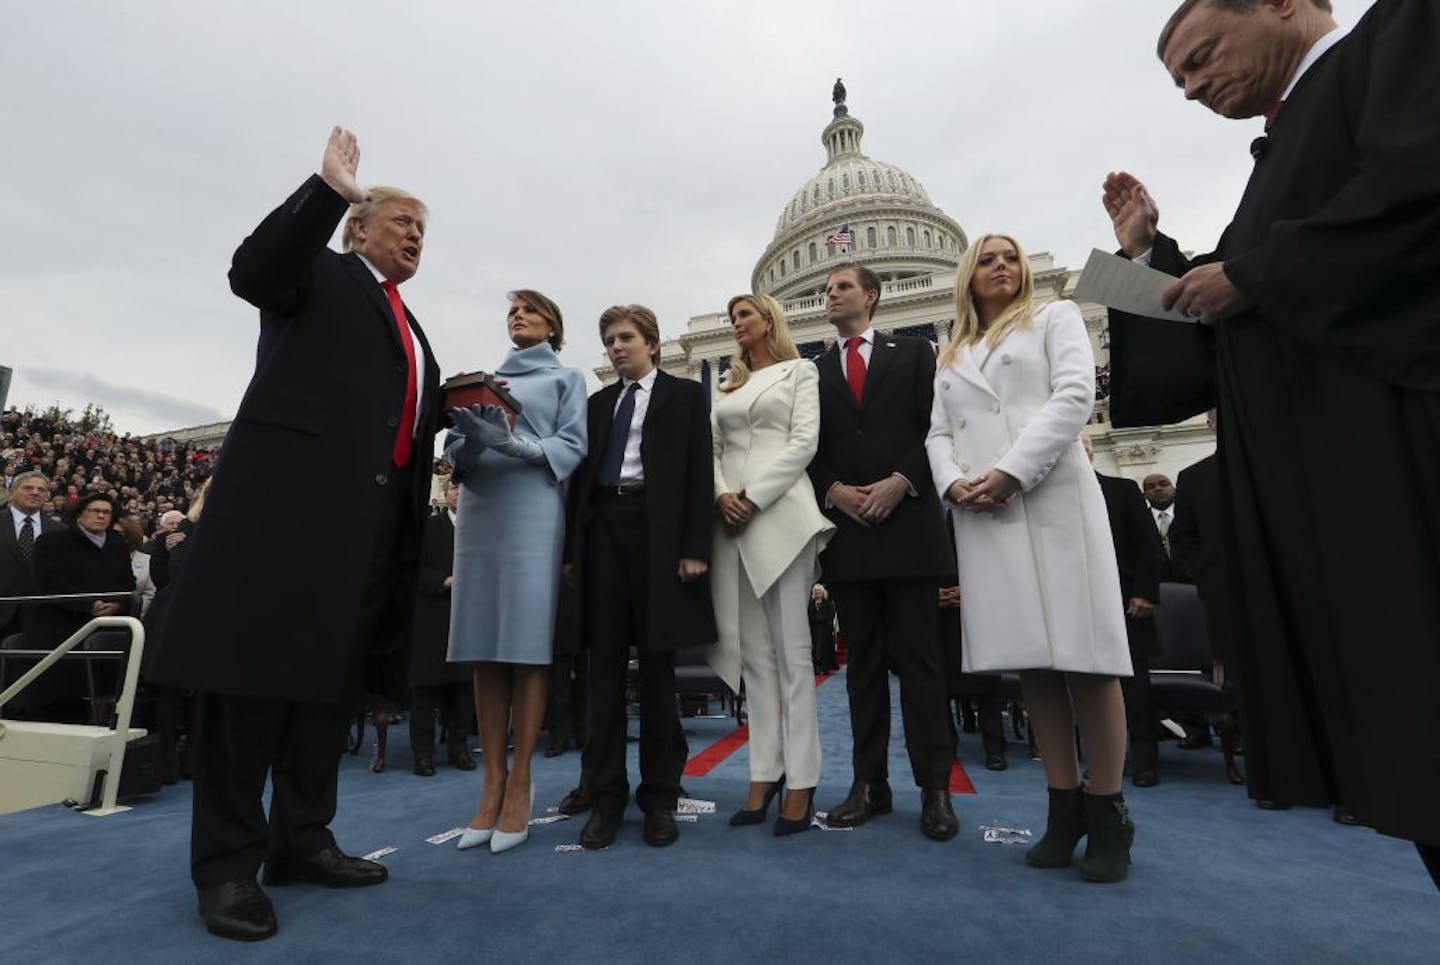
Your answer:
[382,280,418,467]
[1263,100,1284,133]
[845,336,867,404]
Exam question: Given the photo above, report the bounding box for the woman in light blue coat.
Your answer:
[444,289,587,853]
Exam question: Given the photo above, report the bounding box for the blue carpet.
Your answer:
[1,670,1434,964]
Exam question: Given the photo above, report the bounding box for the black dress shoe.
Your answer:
[920,788,959,841]
[1179,732,1213,750]
[557,785,591,816]
[643,810,679,847]
[579,811,619,850]
[985,752,1009,771]
[825,780,893,828]
[448,747,477,771]
[197,880,277,942]
[1132,769,1159,788]
[1332,805,1361,826]
[1256,799,1292,811]
[263,846,388,888]
[413,757,436,777]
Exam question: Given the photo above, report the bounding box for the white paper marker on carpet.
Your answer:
[980,825,1033,845]
[362,847,399,860]
[426,828,467,845]
[674,813,698,823]
[677,798,716,815]
[529,813,572,826]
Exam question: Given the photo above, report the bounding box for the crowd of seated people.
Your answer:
[1,406,216,534]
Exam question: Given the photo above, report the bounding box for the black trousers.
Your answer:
[546,650,587,744]
[409,682,474,762]
[581,493,685,818]
[956,693,1007,758]
[190,460,416,889]
[190,693,350,887]
[1120,652,1160,774]
[829,579,954,790]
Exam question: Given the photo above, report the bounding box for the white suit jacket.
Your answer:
[707,359,835,689]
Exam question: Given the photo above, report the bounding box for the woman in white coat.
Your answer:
[926,234,1135,882]
[710,293,835,835]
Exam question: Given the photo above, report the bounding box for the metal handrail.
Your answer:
[0,614,146,816]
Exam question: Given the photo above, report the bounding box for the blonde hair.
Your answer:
[187,477,212,524]
[937,233,1035,372]
[341,186,427,252]
[720,294,799,393]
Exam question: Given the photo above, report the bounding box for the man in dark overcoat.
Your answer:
[1088,439,1165,788]
[566,305,716,850]
[147,128,442,939]
[1102,0,1440,886]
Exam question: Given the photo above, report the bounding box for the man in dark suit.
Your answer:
[567,305,716,850]
[407,477,475,777]
[807,263,957,841]
[1085,438,1164,787]
[147,128,442,940]
[1,471,62,643]
[1104,0,1440,886]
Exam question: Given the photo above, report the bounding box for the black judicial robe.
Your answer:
[1107,0,1440,843]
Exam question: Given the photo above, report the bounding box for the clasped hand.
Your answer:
[947,468,1020,512]
[717,491,758,536]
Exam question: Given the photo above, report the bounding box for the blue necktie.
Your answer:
[598,383,639,486]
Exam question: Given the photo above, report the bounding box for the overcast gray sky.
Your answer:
[2,0,1374,437]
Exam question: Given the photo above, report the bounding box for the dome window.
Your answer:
[886,225,897,246]
[858,171,867,187]
[866,226,877,248]
[793,250,801,270]
[808,241,818,264]
[906,226,916,246]
[842,173,850,190]
[924,230,932,247]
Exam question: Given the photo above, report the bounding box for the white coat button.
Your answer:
[941,380,951,390]
[957,416,966,428]
[990,403,1000,413]
[1001,353,1012,364]
[959,462,970,474]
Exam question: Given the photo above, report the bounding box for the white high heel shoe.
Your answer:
[456,826,493,850]
[489,782,535,854]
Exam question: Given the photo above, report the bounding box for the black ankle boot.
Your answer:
[1026,786,1087,868]
[1080,791,1135,883]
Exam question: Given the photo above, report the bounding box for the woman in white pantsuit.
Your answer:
[926,234,1136,882]
[709,293,835,836]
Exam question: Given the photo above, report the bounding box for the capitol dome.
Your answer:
[754,81,968,301]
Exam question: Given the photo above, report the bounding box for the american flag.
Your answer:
[825,225,853,247]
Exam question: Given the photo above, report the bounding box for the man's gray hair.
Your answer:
[1158,0,1334,59]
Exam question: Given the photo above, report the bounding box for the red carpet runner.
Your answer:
[683,672,976,794]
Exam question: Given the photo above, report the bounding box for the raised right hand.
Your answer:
[1101,171,1159,258]
[321,126,368,203]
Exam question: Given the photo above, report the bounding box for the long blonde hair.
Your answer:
[720,294,799,393]
[937,233,1035,372]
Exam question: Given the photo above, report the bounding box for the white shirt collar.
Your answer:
[845,327,875,348]
[1282,27,1347,101]
[622,368,659,394]
[354,252,391,286]
[10,505,37,526]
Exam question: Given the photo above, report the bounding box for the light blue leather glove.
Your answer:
[449,405,491,447]
[477,405,544,463]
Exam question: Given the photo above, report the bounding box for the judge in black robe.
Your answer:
[1103,0,1440,874]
